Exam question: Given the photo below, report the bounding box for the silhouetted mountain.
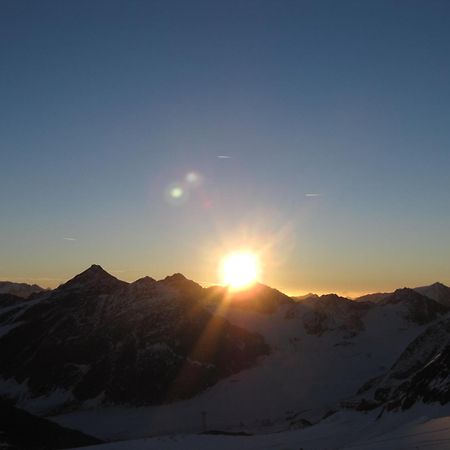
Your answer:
[0,266,268,413]
[354,292,391,302]
[56,264,127,295]
[291,293,319,301]
[0,293,24,308]
[354,282,450,308]
[0,281,46,298]
[415,282,450,308]
[380,288,448,325]
[205,282,293,314]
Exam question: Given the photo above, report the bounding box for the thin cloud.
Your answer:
[63,237,77,241]
[304,193,322,197]
[217,155,231,159]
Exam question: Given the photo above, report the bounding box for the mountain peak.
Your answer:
[415,282,450,307]
[74,264,112,280]
[132,275,156,284]
[158,273,204,298]
[382,287,448,325]
[58,264,126,294]
[388,287,425,302]
[86,264,106,273]
[129,276,157,290]
[429,281,448,289]
[162,273,187,283]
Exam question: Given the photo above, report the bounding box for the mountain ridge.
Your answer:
[0,281,46,299]
[1,265,450,434]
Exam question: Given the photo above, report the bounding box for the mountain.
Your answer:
[379,288,448,325]
[415,282,450,308]
[354,292,391,303]
[1,267,449,441]
[204,283,293,314]
[354,282,450,309]
[348,315,450,412]
[50,282,450,441]
[0,266,268,414]
[55,264,127,294]
[0,293,25,309]
[291,293,319,301]
[295,293,371,337]
[0,281,46,298]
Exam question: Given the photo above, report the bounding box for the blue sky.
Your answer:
[1,0,450,295]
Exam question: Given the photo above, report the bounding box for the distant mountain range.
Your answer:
[0,281,46,298]
[353,281,450,307]
[1,265,450,442]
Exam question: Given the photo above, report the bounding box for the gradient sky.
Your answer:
[1,0,450,296]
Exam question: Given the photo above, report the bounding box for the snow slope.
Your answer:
[67,404,450,450]
[53,291,442,440]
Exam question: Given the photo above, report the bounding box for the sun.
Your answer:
[220,251,260,290]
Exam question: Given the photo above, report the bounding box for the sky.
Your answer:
[1,0,450,296]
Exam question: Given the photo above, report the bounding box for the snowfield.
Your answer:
[52,301,432,441]
[67,404,450,450]
[2,268,450,450]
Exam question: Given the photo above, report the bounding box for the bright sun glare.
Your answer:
[221,251,260,290]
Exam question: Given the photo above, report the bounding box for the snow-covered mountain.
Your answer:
[1,266,450,448]
[0,265,268,414]
[347,314,450,413]
[0,281,46,298]
[354,281,450,308]
[415,282,450,308]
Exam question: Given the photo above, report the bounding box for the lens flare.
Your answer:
[185,172,199,183]
[170,186,184,198]
[165,183,188,205]
[220,251,260,290]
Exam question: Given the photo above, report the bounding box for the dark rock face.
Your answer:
[0,293,25,308]
[0,397,101,449]
[0,266,269,413]
[301,294,370,337]
[349,317,450,412]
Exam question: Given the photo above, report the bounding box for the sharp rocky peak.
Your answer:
[430,282,447,288]
[160,273,200,288]
[161,273,188,283]
[57,264,127,294]
[132,276,156,285]
[128,276,157,292]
